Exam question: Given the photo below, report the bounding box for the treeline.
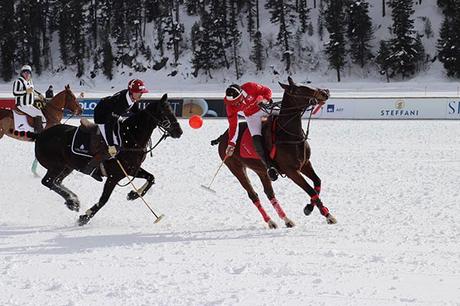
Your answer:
[0,0,459,82]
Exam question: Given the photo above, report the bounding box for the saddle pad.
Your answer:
[71,127,93,158]
[239,123,277,160]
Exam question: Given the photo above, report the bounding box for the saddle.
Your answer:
[71,119,106,158]
[239,116,278,160]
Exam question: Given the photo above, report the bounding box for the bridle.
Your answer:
[262,89,320,144]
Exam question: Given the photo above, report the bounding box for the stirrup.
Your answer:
[267,167,279,181]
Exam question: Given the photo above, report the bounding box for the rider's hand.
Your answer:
[108,146,117,157]
[225,144,235,157]
[26,87,34,94]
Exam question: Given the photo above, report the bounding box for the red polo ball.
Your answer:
[189,115,203,129]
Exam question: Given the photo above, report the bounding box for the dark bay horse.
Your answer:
[0,85,82,141]
[34,94,183,226]
[212,77,337,228]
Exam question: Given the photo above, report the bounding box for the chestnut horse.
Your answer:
[212,77,337,228]
[0,84,82,141]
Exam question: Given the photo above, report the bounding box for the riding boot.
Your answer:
[33,116,44,133]
[252,135,279,181]
[81,153,107,182]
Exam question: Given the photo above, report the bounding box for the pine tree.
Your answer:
[325,0,346,81]
[347,0,373,68]
[387,0,424,79]
[102,39,114,80]
[265,0,297,72]
[376,40,391,82]
[250,31,265,71]
[437,6,460,78]
[424,17,433,39]
[0,0,15,81]
[191,13,218,78]
[229,0,242,79]
[15,1,33,68]
[298,0,310,34]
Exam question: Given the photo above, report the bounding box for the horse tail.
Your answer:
[210,133,225,146]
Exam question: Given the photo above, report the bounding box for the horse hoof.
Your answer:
[267,220,278,229]
[65,200,80,212]
[77,214,90,226]
[127,191,139,201]
[304,204,314,216]
[326,214,337,224]
[283,217,296,228]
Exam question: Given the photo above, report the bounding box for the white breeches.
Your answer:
[98,124,119,146]
[16,104,43,118]
[244,109,265,136]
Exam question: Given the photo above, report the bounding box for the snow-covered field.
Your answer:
[0,119,459,306]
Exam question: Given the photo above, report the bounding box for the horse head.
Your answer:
[63,85,83,115]
[145,94,183,139]
[278,76,330,109]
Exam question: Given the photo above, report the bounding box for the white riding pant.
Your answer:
[244,109,265,136]
[98,124,120,146]
[16,104,43,118]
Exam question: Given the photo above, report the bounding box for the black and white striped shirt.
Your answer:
[13,77,34,107]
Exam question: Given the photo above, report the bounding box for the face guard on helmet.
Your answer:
[128,79,149,94]
[225,84,244,105]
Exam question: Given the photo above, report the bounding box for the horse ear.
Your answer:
[65,84,70,90]
[278,82,289,90]
[287,76,295,86]
[160,93,168,103]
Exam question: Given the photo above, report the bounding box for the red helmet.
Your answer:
[128,79,149,94]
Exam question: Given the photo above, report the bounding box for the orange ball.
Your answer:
[189,115,203,129]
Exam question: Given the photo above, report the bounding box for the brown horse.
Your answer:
[212,77,337,229]
[0,85,82,141]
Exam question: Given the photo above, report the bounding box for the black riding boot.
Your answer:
[33,116,43,133]
[81,155,105,182]
[252,135,279,181]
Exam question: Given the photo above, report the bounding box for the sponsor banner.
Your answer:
[446,100,460,118]
[309,98,452,119]
[4,96,458,119]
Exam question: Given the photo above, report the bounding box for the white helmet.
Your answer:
[20,65,32,73]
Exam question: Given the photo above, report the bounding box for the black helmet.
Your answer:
[225,84,242,99]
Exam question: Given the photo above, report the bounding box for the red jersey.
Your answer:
[224,82,272,146]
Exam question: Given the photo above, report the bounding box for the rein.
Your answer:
[263,95,317,145]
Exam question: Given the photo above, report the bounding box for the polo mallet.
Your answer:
[115,159,164,223]
[201,156,228,193]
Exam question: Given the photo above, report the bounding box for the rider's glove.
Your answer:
[225,144,236,157]
[108,146,117,157]
[26,87,34,94]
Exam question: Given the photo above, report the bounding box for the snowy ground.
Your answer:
[0,119,459,306]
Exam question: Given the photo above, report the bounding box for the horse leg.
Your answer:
[255,171,295,228]
[284,168,337,224]
[300,160,322,215]
[126,167,155,201]
[226,161,277,229]
[78,178,119,226]
[42,168,80,212]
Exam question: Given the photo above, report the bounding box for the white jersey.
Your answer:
[13,77,34,107]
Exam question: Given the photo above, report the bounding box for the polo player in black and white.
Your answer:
[12,65,44,133]
[82,79,148,181]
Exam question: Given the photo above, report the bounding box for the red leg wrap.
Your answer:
[320,206,329,216]
[253,200,270,222]
[270,198,286,219]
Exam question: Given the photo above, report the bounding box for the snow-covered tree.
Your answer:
[347,0,374,68]
[0,0,16,81]
[325,0,346,81]
[265,0,297,72]
[386,0,425,79]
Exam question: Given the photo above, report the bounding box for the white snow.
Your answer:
[0,119,459,305]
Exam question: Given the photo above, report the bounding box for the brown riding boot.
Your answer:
[33,116,44,133]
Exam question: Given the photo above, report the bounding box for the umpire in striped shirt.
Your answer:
[12,65,44,132]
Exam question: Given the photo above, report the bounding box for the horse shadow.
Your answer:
[0,225,312,256]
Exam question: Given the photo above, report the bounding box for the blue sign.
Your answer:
[448,101,460,115]
[327,104,335,113]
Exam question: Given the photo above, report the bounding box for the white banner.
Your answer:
[310,98,459,119]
